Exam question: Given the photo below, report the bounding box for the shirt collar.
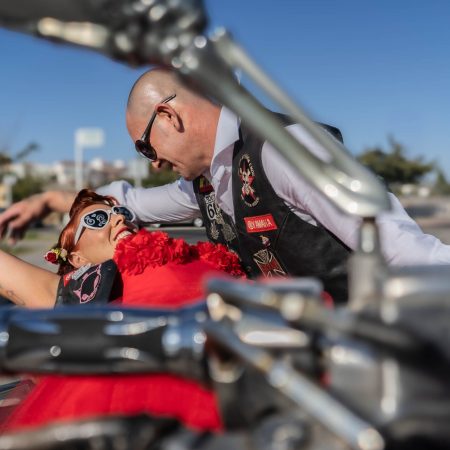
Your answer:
[211,106,240,164]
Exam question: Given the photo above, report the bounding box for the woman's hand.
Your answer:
[0,191,75,245]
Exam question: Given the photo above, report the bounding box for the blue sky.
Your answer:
[0,0,449,176]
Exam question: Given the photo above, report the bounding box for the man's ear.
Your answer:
[157,103,183,132]
[68,251,90,269]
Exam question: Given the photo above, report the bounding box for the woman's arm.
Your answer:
[96,179,200,223]
[0,250,59,308]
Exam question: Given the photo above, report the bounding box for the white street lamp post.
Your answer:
[74,128,105,191]
[3,174,17,207]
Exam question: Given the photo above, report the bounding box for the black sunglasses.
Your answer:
[134,93,176,162]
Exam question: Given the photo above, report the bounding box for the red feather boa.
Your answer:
[113,229,244,277]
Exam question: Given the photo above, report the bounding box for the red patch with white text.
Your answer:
[244,214,278,233]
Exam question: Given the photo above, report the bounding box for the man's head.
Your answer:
[126,68,220,180]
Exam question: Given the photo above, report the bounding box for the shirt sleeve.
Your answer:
[96,179,200,223]
[262,123,450,266]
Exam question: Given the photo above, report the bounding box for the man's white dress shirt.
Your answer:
[98,107,450,266]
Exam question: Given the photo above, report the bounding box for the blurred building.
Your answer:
[0,158,149,207]
[88,158,128,187]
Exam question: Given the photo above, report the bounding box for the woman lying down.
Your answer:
[0,189,244,434]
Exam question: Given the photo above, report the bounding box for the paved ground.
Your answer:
[9,227,62,271]
[420,224,450,244]
[402,195,450,243]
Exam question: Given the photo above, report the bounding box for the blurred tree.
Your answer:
[12,175,47,202]
[141,166,178,188]
[0,142,43,202]
[357,136,434,185]
[0,153,12,166]
[14,142,39,162]
[0,141,40,178]
[433,169,450,195]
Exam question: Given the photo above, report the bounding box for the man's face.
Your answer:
[126,110,207,181]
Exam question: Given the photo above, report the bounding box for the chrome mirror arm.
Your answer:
[205,30,391,218]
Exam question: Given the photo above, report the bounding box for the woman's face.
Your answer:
[73,203,136,266]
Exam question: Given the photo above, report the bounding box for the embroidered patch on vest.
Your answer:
[204,192,236,243]
[253,249,287,277]
[238,153,259,207]
[223,223,237,242]
[198,175,213,193]
[244,214,278,233]
[204,192,220,221]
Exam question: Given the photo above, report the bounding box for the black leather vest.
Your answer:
[55,260,120,307]
[194,115,350,303]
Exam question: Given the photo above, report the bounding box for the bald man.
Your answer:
[126,69,220,181]
[1,68,450,303]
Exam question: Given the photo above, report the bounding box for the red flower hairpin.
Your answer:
[44,247,68,265]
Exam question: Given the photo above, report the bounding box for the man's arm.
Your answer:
[262,123,450,266]
[0,190,76,244]
[96,179,201,224]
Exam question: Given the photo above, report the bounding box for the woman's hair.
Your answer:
[55,189,118,275]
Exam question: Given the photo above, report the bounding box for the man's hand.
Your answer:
[0,191,76,245]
